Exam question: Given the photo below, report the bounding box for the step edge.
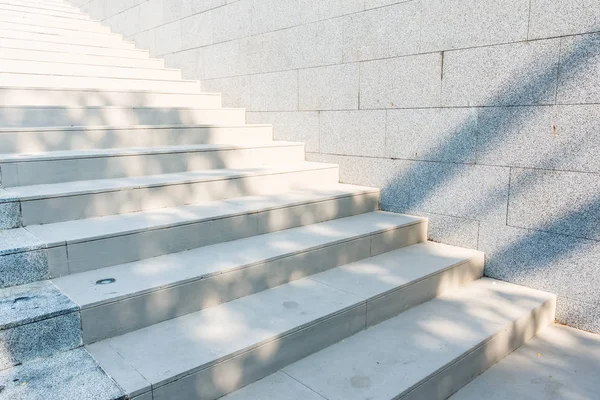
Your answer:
[1,163,335,202]
[36,188,380,247]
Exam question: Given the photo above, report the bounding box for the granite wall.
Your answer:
[68,0,600,333]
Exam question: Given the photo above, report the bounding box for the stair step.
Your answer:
[0,348,125,399]
[87,241,484,399]
[0,20,122,41]
[0,142,305,186]
[0,37,148,58]
[0,59,181,80]
[0,74,202,93]
[0,13,111,33]
[0,124,273,153]
[0,47,164,68]
[0,106,241,129]
[51,194,393,341]
[0,162,339,225]
[0,280,80,369]
[0,29,134,49]
[0,4,89,20]
[0,0,82,13]
[0,87,221,107]
[223,279,556,400]
[0,188,381,351]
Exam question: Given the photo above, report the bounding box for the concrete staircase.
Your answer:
[0,1,556,399]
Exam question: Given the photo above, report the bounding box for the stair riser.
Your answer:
[1,1,82,13]
[0,15,110,33]
[0,108,242,129]
[0,89,220,108]
[12,167,339,225]
[0,38,146,58]
[0,74,201,93]
[0,4,89,19]
[0,30,133,48]
[1,145,306,187]
[76,194,384,342]
[0,48,164,68]
[0,125,272,154]
[0,60,180,80]
[150,255,482,400]
[0,312,81,370]
[401,298,556,400]
[0,21,121,41]
[0,12,107,32]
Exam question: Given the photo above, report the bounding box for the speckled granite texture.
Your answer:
[0,229,47,288]
[0,281,80,369]
[0,348,125,400]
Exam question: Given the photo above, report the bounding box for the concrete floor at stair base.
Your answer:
[450,325,600,400]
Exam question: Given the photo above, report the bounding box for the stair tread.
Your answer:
[222,279,555,400]
[0,122,269,134]
[53,209,413,308]
[86,239,478,395]
[0,141,301,162]
[27,184,376,245]
[0,162,337,201]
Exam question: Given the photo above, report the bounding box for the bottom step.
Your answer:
[223,279,556,400]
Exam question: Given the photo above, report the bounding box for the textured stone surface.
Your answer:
[247,111,319,151]
[360,53,442,109]
[0,229,47,287]
[251,0,300,35]
[0,202,20,229]
[249,70,298,111]
[0,348,125,400]
[0,312,81,370]
[306,153,411,211]
[407,162,511,224]
[202,39,249,79]
[299,63,359,110]
[319,111,386,157]
[288,18,345,70]
[421,0,529,52]
[555,296,600,334]
[0,228,44,257]
[202,76,252,108]
[529,0,600,39]
[154,20,182,56]
[0,250,48,288]
[508,168,600,241]
[212,0,252,43]
[476,105,600,173]
[300,0,363,23]
[386,108,477,162]
[163,49,203,80]
[479,222,600,312]
[0,281,76,330]
[342,1,420,62]
[181,12,213,50]
[557,33,600,104]
[407,211,480,249]
[442,39,561,107]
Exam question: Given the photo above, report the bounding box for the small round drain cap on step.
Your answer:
[96,278,116,285]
